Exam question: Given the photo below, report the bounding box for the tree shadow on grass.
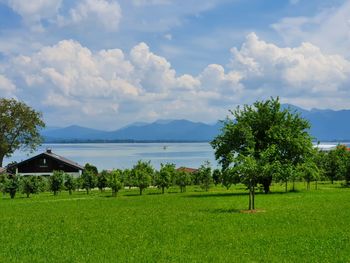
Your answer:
[184,190,301,198]
[184,192,248,198]
[123,193,141,197]
[147,192,162,196]
[201,208,241,214]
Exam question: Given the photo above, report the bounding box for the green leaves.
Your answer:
[0,98,45,166]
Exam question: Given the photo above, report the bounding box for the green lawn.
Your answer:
[1,183,349,262]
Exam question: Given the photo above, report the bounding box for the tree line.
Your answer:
[0,161,214,199]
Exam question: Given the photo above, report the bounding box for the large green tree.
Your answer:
[0,98,45,167]
[211,97,314,209]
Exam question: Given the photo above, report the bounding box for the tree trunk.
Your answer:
[315,180,318,190]
[285,181,288,192]
[261,175,272,194]
[252,185,255,210]
[292,180,295,192]
[307,181,310,190]
[69,189,72,195]
[0,154,4,167]
[26,193,30,198]
[331,178,334,184]
[248,188,252,210]
[139,188,142,195]
[86,188,89,195]
[162,186,165,194]
[112,190,116,197]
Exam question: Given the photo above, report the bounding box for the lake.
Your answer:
[3,142,343,171]
[3,143,217,170]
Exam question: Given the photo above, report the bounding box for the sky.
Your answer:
[0,0,350,130]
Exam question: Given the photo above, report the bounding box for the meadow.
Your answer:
[0,182,349,263]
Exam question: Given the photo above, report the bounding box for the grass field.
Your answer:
[1,182,349,262]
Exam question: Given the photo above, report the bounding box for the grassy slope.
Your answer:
[0,183,349,263]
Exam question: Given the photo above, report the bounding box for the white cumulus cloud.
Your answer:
[58,0,122,31]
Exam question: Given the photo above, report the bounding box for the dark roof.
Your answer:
[0,167,6,174]
[176,167,198,173]
[10,150,84,171]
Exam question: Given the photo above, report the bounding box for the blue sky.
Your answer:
[0,0,349,129]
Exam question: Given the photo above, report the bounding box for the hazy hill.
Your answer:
[41,105,350,142]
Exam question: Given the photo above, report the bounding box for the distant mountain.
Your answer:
[42,125,106,141]
[281,104,350,141]
[41,105,350,142]
[42,120,222,142]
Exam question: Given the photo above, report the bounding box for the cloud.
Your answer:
[271,1,350,58]
[2,0,122,32]
[0,74,16,97]
[1,33,350,128]
[4,0,62,31]
[230,33,350,94]
[58,0,122,31]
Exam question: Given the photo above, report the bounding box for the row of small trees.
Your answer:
[0,161,215,199]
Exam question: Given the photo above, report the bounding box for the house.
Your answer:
[7,149,84,177]
[176,167,198,173]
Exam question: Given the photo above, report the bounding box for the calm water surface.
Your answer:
[4,142,343,171]
[4,143,217,170]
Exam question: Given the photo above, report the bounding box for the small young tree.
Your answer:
[132,160,153,195]
[97,171,108,192]
[175,170,192,193]
[81,170,96,195]
[49,171,64,195]
[64,174,76,195]
[197,161,212,192]
[298,162,320,190]
[237,156,259,210]
[212,169,222,186]
[324,145,349,184]
[121,169,133,189]
[155,163,175,194]
[3,174,19,199]
[20,176,39,198]
[107,170,123,197]
[221,167,240,190]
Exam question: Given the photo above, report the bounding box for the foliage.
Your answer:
[107,170,123,197]
[212,169,222,186]
[20,176,40,198]
[297,161,320,190]
[97,170,108,192]
[197,161,212,191]
[2,174,19,198]
[132,160,154,195]
[211,97,314,209]
[175,170,192,193]
[64,174,76,195]
[121,169,133,188]
[323,145,349,184]
[48,171,64,195]
[81,169,96,195]
[0,98,45,167]
[155,163,175,194]
[221,167,240,190]
[84,163,98,176]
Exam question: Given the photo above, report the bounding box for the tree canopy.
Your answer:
[211,97,315,209]
[0,98,45,167]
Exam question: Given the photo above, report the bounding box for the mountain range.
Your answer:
[41,105,350,142]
